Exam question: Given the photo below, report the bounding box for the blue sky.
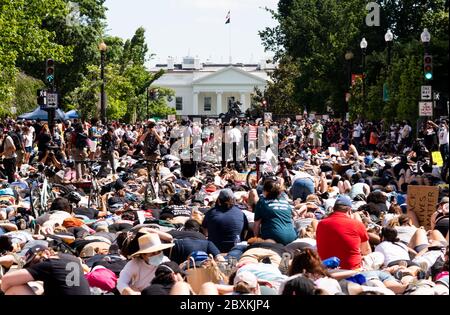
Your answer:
[104,0,279,67]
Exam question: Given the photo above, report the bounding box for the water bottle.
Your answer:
[322,257,340,269]
[234,234,241,246]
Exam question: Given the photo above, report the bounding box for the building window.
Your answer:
[176,97,183,111]
[204,97,212,111]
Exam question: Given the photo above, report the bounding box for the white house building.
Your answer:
[150,57,275,116]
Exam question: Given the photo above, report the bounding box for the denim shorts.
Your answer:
[361,270,396,283]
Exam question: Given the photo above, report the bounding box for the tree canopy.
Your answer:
[260,0,449,122]
[0,0,174,122]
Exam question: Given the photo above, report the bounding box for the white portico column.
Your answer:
[216,92,223,115]
[240,93,246,110]
[193,92,199,116]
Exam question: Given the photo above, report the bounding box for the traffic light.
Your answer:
[262,99,267,108]
[45,58,55,86]
[424,54,433,80]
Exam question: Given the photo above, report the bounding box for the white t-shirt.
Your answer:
[226,127,242,143]
[117,256,170,293]
[438,126,449,145]
[353,124,363,138]
[23,132,33,148]
[315,277,342,295]
[375,241,410,267]
[395,225,417,245]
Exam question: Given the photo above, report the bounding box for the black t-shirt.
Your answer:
[168,230,206,240]
[37,132,52,151]
[141,283,173,295]
[74,207,99,219]
[26,254,91,295]
[161,205,192,218]
[108,223,133,233]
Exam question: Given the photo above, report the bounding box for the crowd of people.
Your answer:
[0,114,448,296]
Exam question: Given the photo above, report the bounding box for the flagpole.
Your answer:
[229,22,232,64]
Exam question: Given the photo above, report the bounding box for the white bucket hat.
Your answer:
[130,233,174,258]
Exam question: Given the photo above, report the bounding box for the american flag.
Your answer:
[225,11,230,24]
[249,125,258,141]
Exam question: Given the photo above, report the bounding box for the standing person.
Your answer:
[22,125,34,165]
[0,244,91,295]
[400,120,412,148]
[9,125,25,171]
[35,123,52,163]
[311,120,324,149]
[352,121,363,150]
[201,189,248,253]
[253,179,297,245]
[71,123,89,181]
[429,119,449,180]
[138,121,166,163]
[369,127,379,151]
[100,127,118,175]
[226,120,242,168]
[0,128,17,183]
[316,196,372,270]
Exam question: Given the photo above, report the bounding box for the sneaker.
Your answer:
[279,252,291,275]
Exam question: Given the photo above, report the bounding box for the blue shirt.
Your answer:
[202,205,248,253]
[170,239,220,264]
[255,197,297,245]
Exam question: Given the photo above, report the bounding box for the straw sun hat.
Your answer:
[130,233,174,258]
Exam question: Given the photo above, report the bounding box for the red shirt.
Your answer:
[316,212,369,270]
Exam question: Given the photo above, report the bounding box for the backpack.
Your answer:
[144,132,159,155]
[8,132,23,151]
[75,132,88,149]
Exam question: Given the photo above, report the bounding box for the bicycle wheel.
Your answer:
[246,168,258,189]
[30,187,43,218]
[51,184,71,196]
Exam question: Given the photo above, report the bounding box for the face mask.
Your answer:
[147,253,164,266]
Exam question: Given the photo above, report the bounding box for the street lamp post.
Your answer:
[421,28,431,53]
[384,30,394,103]
[344,51,354,116]
[385,29,393,67]
[420,28,432,135]
[146,88,149,121]
[360,38,368,110]
[99,41,107,124]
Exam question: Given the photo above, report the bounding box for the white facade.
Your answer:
[150,59,273,116]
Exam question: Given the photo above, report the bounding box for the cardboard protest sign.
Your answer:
[328,147,338,156]
[432,151,443,167]
[407,185,439,230]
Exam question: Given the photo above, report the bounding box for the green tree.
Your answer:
[263,55,302,114]
[260,0,449,120]
[14,72,45,115]
[0,0,71,107]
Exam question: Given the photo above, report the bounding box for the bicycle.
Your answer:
[138,159,167,204]
[26,164,70,219]
[73,159,105,209]
[246,157,275,189]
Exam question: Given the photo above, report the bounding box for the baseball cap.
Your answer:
[24,244,49,268]
[439,197,449,205]
[155,261,186,278]
[234,271,258,289]
[334,195,353,208]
